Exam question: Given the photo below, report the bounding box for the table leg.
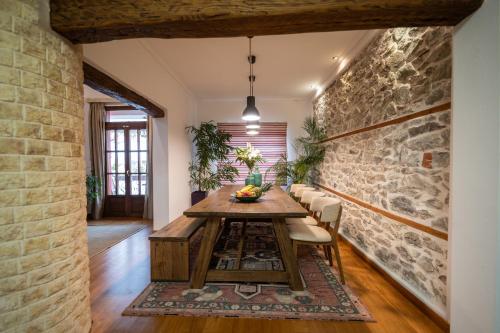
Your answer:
[190,217,220,289]
[272,217,304,291]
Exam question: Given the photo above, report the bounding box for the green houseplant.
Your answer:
[266,116,326,186]
[187,121,239,205]
[235,143,265,186]
[86,175,102,217]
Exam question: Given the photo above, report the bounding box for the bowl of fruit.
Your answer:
[232,183,273,202]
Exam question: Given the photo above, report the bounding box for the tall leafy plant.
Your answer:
[187,121,238,191]
[86,175,102,201]
[266,116,326,185]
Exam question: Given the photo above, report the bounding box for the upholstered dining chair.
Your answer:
[294,186,315,202]
[287,196,345,284]
[301,190,325,211]
[286,190,325,226]
[289,184,305,198]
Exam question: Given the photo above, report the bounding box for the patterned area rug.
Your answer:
[212,222,284,271]
[123,221,373,321]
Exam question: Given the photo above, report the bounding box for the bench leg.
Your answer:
[151,240,189,281]
[190,217,220,289]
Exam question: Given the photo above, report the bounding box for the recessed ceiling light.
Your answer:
[331,56,339,61]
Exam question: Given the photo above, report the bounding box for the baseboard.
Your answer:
[339,234,450,332]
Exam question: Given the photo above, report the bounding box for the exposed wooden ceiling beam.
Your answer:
[104,105,137,112]
[83,62,165,118]
[50,0,483,44]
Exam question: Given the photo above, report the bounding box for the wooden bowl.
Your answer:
[232,193,261,202]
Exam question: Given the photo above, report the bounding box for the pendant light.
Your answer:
[246,120,260,129]
[246,129,259,135]
[242,36,261,122]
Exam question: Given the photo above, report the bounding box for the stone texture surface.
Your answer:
[0,0,91,332]
[313,27,451,310]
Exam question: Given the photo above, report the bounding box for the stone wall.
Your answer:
[313,27,451,313]
[0,0,91,331]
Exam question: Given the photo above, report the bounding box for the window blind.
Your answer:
[218,122,287,184]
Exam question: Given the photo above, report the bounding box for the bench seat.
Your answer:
[149,216,205,281]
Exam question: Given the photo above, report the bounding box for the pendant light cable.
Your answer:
[242,36,260,122]
[249,37,253,96]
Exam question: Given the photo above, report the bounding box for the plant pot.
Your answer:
[191,191,207,206]
[253,173,262,187]
[245,174,255,186]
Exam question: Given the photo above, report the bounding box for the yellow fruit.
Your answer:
[240,186,251,192]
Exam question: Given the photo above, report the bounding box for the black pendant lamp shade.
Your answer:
[242,96,260,121]
[242,37,260,122]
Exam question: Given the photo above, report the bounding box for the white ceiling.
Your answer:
[142,31,376,99]
[84,30,377,100]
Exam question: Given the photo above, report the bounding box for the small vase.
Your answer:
[253,173,262,187]
[245,174,255,186]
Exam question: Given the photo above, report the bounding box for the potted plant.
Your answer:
[235,143,265,186]
[266,116,326,187]
[86,175,102,218]
[187,121,239,205]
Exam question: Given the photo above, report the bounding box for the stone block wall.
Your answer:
[0,0,91,331]
[313,27,451,314]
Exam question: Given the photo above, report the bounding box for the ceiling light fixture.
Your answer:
[242,36,261,122]
[246,120,260,129]
[246,129,259,135]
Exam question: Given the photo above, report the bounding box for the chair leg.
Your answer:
[332,241,345,284]
[322,245,332,266]
[325,245,333,267]
[293,241,298,257]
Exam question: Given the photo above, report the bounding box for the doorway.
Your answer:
[104,114,149,217]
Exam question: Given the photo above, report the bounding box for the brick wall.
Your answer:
[0,0,91,331]
[313,27,451,314]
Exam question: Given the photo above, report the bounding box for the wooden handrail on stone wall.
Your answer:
[313,102,452,240]
[315,183,448,240]
[317,102,451,144]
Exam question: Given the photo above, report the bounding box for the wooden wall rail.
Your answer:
[314,183,448,240]
[50,1,483,44]
[83,62,164,118]
[317,102,451,144]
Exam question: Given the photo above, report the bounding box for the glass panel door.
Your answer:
[104,121,147,216]
[128,128,148,195]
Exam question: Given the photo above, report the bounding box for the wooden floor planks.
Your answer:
[89,225,445,333]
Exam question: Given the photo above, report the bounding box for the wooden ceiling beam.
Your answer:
[50,0,483,44]
[104,105,137,111]
[83,62,165,118]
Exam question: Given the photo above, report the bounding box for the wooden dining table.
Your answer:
[184,185,308,291]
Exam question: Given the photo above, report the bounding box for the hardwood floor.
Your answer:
[89,225,445,333]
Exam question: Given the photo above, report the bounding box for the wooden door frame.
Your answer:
[104,121,147,217]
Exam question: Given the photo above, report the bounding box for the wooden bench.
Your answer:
[149,216,205,281]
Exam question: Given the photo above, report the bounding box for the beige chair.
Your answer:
[286,191,325,226]
[288,197,345,284]
[294,186,315,202]
[301,190,325,211]
[289,184,305,198]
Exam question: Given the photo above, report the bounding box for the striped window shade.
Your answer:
[218,122,287,184]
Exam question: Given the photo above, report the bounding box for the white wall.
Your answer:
[84,40,197,230]
[450,0,500,332]
[196,98,311,160]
